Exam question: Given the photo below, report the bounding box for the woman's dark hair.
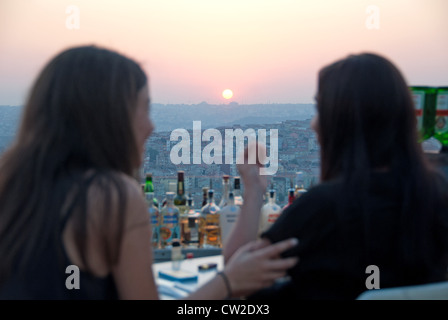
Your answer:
[316,53,447,274]
[0,45,147,283]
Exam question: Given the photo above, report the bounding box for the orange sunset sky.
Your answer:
[0,0,447,105]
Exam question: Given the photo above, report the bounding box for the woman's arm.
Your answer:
[186,238,299,299]
[222,188,264,262]
[111,177,159,299]
[223,143,268,262]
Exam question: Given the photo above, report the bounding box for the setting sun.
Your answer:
[222,89,233,100]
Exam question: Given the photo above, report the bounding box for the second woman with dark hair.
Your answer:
[224,52,448,300]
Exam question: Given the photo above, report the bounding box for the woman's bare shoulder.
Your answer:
[85,170,148,230]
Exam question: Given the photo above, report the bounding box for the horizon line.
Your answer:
[0,102,316,107]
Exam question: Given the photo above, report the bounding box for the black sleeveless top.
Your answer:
[0,174,119,300]
[257,171,448,300]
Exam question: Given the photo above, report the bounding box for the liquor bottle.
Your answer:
[219,192,240,246]
[259,188,282,235]
[200,189,221,248]
[410,86,437,141]
[283,188,295,210]
[146,192,160,249]
[159,192,180,248]
[201,187,209,207]
[233,176,243,206]
[180,195,202,248]
[219,175,230,208]
[434,87,448,147]
[294,171,307,199]
[174,171,187,215]
[179,194,189,247]
[144,173,158,207]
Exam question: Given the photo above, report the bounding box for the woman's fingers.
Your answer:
[236,142,268,174]
[261,272,288,285]
[223,238,299,297]
[255,238,299,259]
[247,238,271,252]
[265,256,299,272]
[237,141,263,165]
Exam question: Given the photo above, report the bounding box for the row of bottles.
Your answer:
[410,86,448,147]
[142,172,243,249]
[143,170,309,250]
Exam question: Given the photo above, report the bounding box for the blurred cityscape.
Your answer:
[0,103,320,207]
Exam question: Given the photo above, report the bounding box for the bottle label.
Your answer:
[206,213,220,225]
[149,208,159,225]
[205,225,220,245]
[163,215,178,224]
[268,213,280,223]
[205,214,221,246]
[160,225,180,243]
[226,213,238,223]
[159,227,171,241]
[435,93,448,134]
[160,213,180,245]
[190,228,199,243]
[178,182,184,195]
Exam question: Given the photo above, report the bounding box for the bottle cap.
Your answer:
[172,239,181,247]
[186,253,194,259]
[223,175,230,181]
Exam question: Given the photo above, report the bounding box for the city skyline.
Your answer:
[1,0,447,106]
[0,104,320,206]
[141,117,320,207]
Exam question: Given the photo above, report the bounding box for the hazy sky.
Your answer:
[1,0,447,105]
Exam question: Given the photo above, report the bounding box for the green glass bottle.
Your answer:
[410,86,437,141]
[144,173,158,207]
[434,87,448,147]
[174,171,187,215]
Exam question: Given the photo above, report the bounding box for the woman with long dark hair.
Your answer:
[0,45,298,299]
[225,53,448,299]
